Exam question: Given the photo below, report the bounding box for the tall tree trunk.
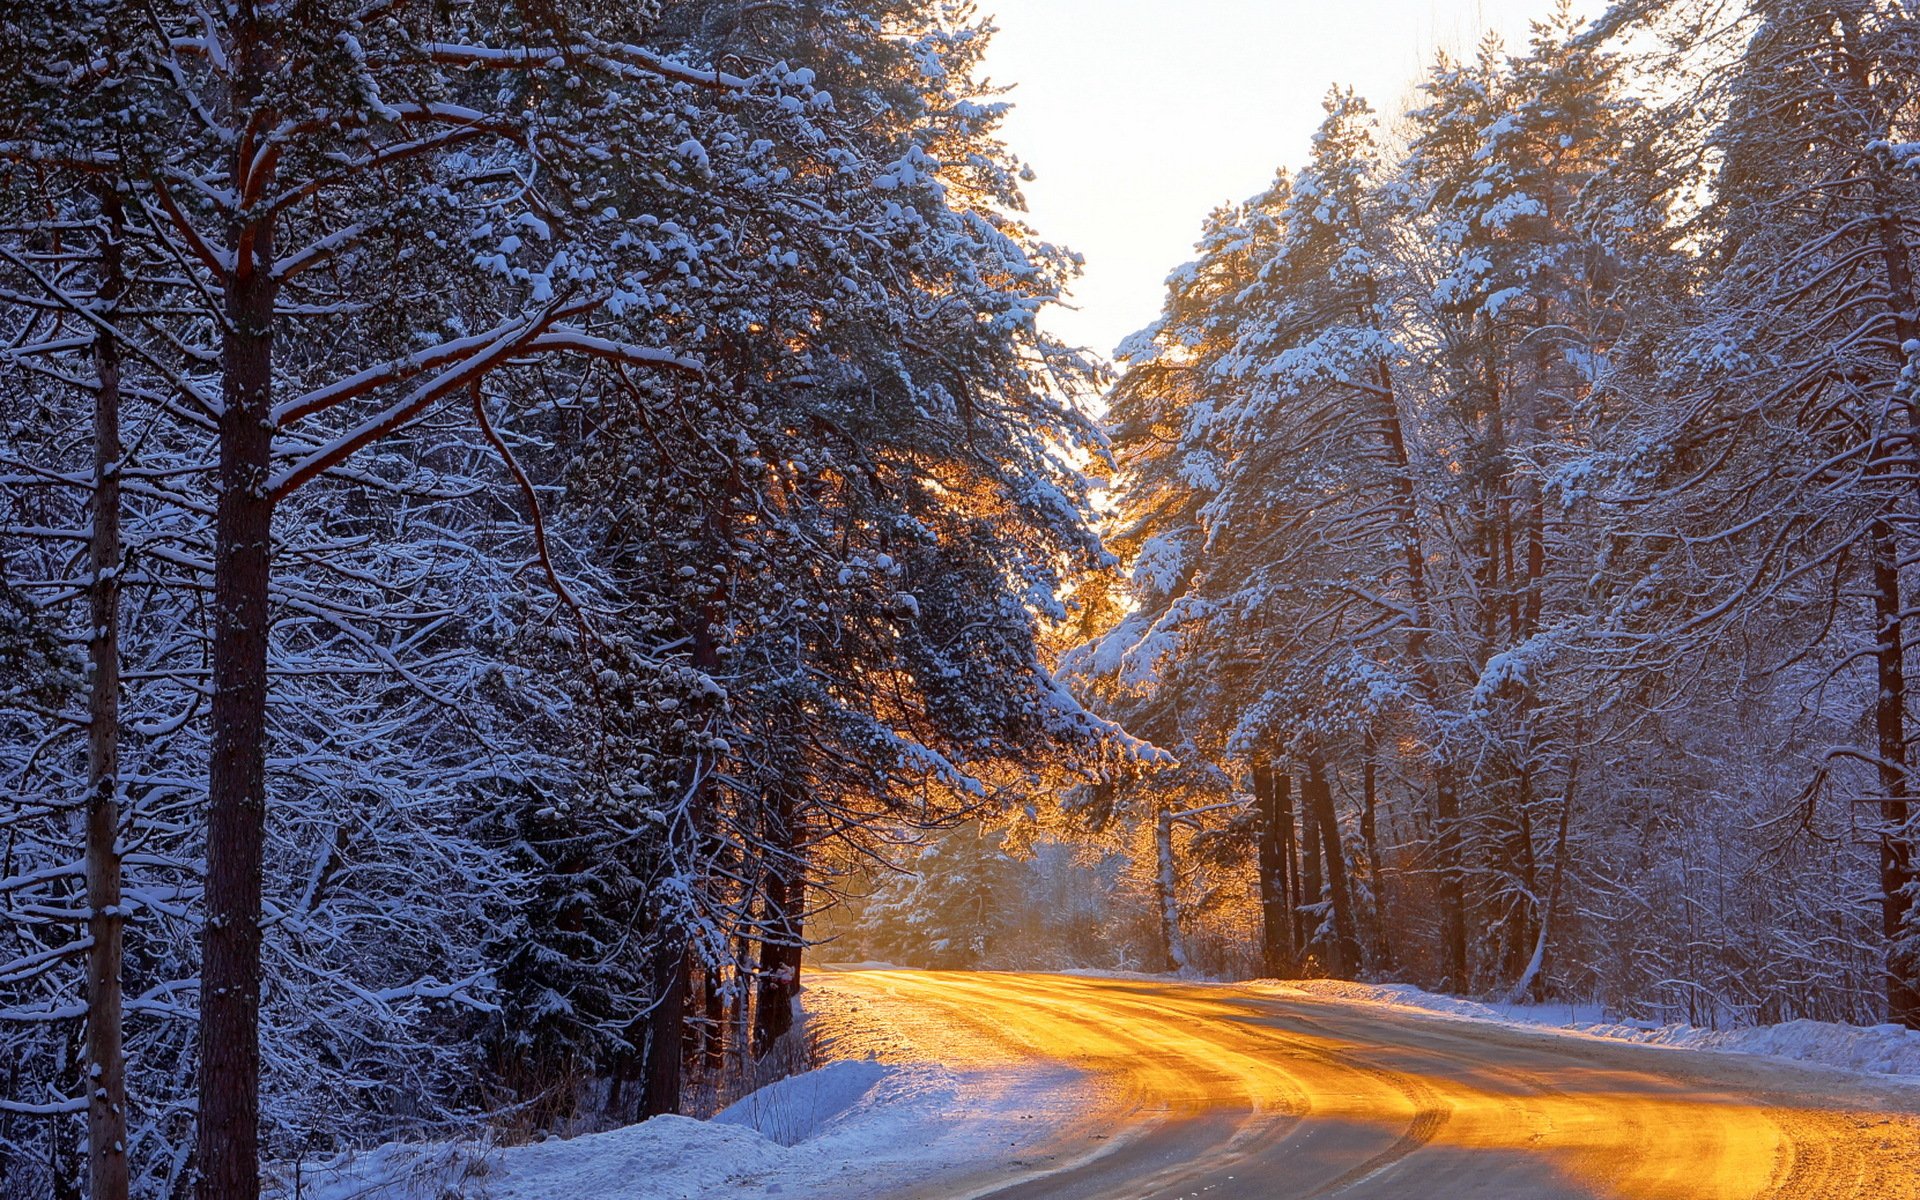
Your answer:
[1501,766,1540,986]
[1507,735,1578,1006]
[1155,806,1187,974]
[1307,756,1359,979]
[1281,772,1303,956]
[85,190,129,1200]
[1871,520,1920,1026]
[641,943,689,1117]
[1362,736,1391,971]
[1369,342,1468,992]
[1842,7,1920,1029]
[701,966,725,1074]
[1299,781,1323,969]
[1254,762,1294,978]
[752,783,806,1057]
[1434,768,1468,992]
[196,205,278,1200]
[196,12,281,1193]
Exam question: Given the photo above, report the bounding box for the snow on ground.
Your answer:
[284,1061,1033,1200]
[1254,977,1920,1079]
[281,969,1920,1200]
[283,977,1096,1200]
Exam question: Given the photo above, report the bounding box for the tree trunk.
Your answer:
[1254,762,1294,978]
[1870,520,1920,1026]
[731,930,752,1067]
[1299,779,1324,970]
[1369,342,1467,993]
[1281,773,1302,957]
[640,943,689,1117]
[752,784,806,1058]
[1837,11,1920,1029]
[1507,736,1578,1006]
[706,968,726,1073]
[1501,766,1540,986]
[1435,767,1468,992]
[52,1021,83,1200]
[85,190,129,1200]
[1155,807,1188,974]
[196,203,278,1200]
[1362,737,1391,971]
[1307,756,1359,979]
[195,12,282,1192]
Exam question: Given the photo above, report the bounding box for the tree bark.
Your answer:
[1281,772,1302,957]
[700,966,725,1074]
[641,943,689,1117]
[1871,520,1920,1026]
[1362,736,1391,971]
[1307,756,1359,979]
[752,784,806,1058]
[1254,762,1294,978]
[52,1019,82,1200]
[1299,781,1323,969]
[1369,339,1467,992]
[196,194,278,1200]
[194,11,282,1192]
[1838,4,1920,1030]
[1507,736,1578,1005]
[1155,807,1188,974]
[1501,767,1540,986]
[1435,768,1468,992]
[85,189,129,1200]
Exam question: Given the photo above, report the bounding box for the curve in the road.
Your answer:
[815,969,1920,1200]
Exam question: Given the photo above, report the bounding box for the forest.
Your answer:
[3,0,1920,1198]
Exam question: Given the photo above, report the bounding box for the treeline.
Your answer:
[1068,0,1920,1028]
[0,2,1120,1198]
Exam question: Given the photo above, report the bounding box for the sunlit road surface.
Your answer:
[811,969,1920,1200]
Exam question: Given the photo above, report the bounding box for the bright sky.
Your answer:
[983,0,1596,359]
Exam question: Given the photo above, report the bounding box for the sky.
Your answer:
[982,0,1597,359]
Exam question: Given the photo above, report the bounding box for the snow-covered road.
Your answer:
[813,968,1920,1200]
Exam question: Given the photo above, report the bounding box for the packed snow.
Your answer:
[281,980,1100,1200]
[285,1062,987,1200]
[283,969,1920,1200]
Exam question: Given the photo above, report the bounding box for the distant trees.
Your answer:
[1078,0,1920,1028]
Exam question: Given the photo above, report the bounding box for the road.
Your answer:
[810,969,1920,1200]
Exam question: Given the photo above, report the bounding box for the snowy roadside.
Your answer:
[276,968,1920,1200]
[1249,977,1920,1080]
[281,973,1096,1200]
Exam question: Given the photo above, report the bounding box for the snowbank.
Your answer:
[712,1058,892,1146]
[1587,1016,1920,1077]
[1255,978,1920,1079]
[282,1061,964,1199]
[281,991,1095,1200]
[1255,978,1512,1022]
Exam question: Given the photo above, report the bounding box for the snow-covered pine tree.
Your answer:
[1063,177,1297,971]
[536,0,1115,1116]
[1397,10,1637,993]
[1591,0,1920,1026]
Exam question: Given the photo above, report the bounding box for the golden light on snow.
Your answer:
[815,969,1918,1199]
